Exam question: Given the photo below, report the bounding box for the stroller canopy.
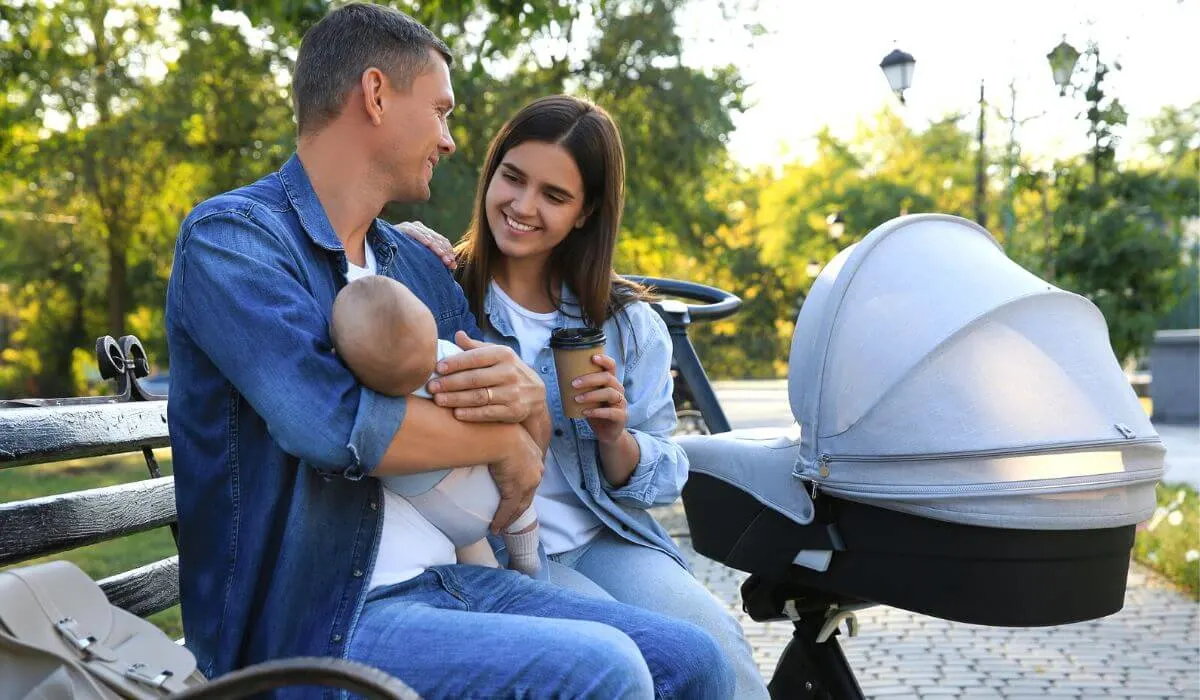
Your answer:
[785,214,1163,530]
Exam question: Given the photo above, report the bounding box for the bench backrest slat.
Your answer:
[0,477,176,567]
[98,555,180,618]
[1,341,183,625]
[0,402,169,469]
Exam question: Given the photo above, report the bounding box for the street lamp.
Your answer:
[880,47,988,228]
[880,49,916,105]
[880,42,1083,232]
[1046,37,1080,96]
[826,211,846,240]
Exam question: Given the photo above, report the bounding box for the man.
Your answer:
[164,3,733,698]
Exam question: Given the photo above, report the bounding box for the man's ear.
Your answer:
[361,67,387,126]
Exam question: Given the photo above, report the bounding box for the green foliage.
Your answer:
[0,5,1193,395]
[0,0,749,396]
[1049,167,1189,363]
[688,115,976,376]
[1032,51,1196,363]
[1140,101,1200,331]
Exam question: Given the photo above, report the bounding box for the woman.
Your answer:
[408,95,768,699]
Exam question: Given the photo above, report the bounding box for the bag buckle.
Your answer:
[54,617,99,657]
[125,662,176,690]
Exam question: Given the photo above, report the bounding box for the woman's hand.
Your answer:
[426,331,547,425]
[572,354,628,444]
[394,221,456,270]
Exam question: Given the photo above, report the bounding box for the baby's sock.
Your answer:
[504,524,541,576]
[504,507,541,576]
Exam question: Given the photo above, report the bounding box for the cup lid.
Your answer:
[550,326,606,349]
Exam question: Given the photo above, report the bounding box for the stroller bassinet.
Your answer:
[678,214,1164,627]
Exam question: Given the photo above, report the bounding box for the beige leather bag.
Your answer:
[0,560,205,700]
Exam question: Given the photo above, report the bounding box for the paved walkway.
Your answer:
[669,381,1200,698]
[1156,423,1200,488]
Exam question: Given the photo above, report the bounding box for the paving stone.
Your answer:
[859,685,915,696]
[1052,680,1122,690]
[1003,681,1052,691]
[1117,686,1178,696]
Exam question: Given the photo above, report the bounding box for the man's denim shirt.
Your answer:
[482,287,691,570]
[164,154,480,679]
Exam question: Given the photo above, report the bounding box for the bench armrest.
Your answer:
[169,656,420,700]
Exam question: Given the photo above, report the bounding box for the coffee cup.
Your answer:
[550,327,607,418]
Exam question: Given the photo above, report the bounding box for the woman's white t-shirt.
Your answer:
[490,281,603,554]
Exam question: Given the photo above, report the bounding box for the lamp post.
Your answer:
[882,42,1084,231]
[881,48,988,229]
[1047,37,1100,185]
[973,80,987,229]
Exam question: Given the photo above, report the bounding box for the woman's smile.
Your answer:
[503,214,540,234]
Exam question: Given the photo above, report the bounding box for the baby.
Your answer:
[330,275,540,576]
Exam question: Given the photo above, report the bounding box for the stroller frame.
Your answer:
[629,276,866,700]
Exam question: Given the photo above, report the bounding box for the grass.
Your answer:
[1132,482,1200,600]
[0,450,183,638]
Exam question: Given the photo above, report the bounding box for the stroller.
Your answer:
[631,214,1165,699]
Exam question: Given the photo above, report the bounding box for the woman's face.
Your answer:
[485,140,589,268]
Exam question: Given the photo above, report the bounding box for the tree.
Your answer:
[1042,49,1191,362]
[1,0,754,394]
[0,0,175,339]
[0,4,294,395]
[1140,100,1200,330]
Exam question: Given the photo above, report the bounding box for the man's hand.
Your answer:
[489,428,544,533]
[427,331,548,425]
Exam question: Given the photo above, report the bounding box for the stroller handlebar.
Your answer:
[624,276,742,322]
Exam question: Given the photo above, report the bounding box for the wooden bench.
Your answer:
[0,335,419,699]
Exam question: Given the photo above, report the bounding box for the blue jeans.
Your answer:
[345,564,734,699]
[548,530,769,700]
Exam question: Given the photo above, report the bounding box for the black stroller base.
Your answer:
[683,472,1136,627]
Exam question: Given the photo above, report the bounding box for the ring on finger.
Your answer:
[484,387,493,405]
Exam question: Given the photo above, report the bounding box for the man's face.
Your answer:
[374,49,456,203]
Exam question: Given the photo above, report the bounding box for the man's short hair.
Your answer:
[293,2,452,135]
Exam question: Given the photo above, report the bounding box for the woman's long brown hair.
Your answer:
[455,95,653,332]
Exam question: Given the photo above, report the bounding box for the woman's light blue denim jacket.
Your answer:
[481,285,691,569]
